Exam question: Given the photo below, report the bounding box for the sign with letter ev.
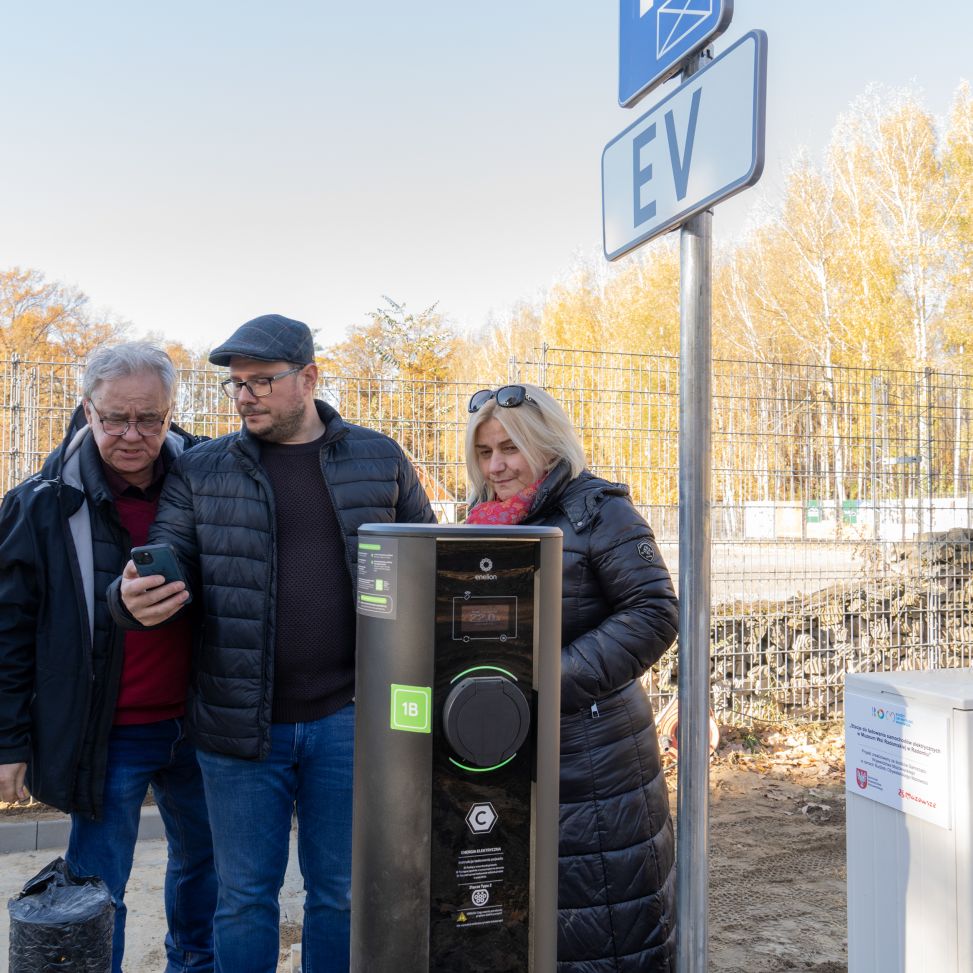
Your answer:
[619,0,733,107]
[602,29,767,261]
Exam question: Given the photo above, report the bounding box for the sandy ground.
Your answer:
[702,764,847,972]
[2,731,848,972]
[0,832,305,973]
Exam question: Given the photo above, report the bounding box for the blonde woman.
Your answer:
[465,383,678,972]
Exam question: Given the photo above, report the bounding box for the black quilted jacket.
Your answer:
[521,464,679,972]
[0,409,202,816]
[111,400,435,759]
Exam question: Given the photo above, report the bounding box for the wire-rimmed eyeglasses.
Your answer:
[220,365,303,399]
[89,403,170,437]
[468,385,535,414]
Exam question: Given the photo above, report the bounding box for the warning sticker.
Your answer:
[357,537,398,619]
[456,905,503,928]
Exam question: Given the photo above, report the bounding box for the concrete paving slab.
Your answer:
[35,817,71,850]
[0,807,166,857]
[0,821,37,855]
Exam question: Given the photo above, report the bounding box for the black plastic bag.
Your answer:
[7,857,114,972]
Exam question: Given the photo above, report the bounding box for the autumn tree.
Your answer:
[450,302,544,389]
[0,267,126,360]
[319,298,462,500]
[834,87,959,369]
[320,297,457,383]
[0,268,129,483]
[943,82,973,371]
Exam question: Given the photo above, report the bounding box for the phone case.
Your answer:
[131,544,192,603]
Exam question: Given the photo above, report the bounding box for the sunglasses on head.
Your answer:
[468,385,534,414]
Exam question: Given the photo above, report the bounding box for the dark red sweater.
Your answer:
[112,490,193,725]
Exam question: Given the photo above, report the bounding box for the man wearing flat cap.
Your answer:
[113,313,436,972]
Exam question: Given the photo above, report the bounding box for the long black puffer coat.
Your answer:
[523,463,679,972]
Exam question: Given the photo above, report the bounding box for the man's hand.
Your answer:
[0,762,28,803]
[120,560,190,625]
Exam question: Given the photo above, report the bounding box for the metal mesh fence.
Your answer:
[513,348,973,723]
[2,350,972,723]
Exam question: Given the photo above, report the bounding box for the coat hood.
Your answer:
[529,462,630,532]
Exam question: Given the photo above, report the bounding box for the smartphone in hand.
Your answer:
[131,543,192,604]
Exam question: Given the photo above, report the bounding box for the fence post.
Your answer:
[955,381,963,499]
[925,367,939,667]
[925,367,934,534]
[9,353,22,489]
[870,377,881,541]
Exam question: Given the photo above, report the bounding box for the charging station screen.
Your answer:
[453,598,517,640]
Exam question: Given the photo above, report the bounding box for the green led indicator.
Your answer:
[375,579,384,591]
[390,684,431,733]
[450,664,517,683]
[449,754,517,773]
[360,594,388,605]
[360,543,382,551]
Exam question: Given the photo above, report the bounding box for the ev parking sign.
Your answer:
[603,30,767,260]
[619,0,733,106]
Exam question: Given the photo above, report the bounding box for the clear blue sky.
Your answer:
[1,2,970,352]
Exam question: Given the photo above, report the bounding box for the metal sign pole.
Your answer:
[606,17,765,964]
[676,48,713,973]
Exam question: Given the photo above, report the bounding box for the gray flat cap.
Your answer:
[208,314,315,367]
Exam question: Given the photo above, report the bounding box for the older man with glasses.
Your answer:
[0,342,217,973]
[113,314,436,973]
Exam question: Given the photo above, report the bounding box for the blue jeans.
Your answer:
[196,705,354,973]
[66,718,217,973]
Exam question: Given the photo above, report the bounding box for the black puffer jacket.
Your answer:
[0,408,201,816]
[112,400,436,759]
[520,464,679,972]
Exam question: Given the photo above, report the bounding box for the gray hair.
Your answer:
[82,342,177,403]
[465,383,587,503]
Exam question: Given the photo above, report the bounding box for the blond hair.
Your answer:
[465,383,586,503]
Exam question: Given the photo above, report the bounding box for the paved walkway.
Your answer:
[1,829,305,972]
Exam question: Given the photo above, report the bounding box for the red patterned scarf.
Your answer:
[466,476,546,526]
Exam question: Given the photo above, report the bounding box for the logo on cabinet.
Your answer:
[466,802,498,834]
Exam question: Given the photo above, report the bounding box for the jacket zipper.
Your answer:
[239,451,277,759]
[55,481,95,803]
[316,437,355,597]
[591,701,600,719]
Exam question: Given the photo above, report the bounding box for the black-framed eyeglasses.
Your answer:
[468,385,535,414]
[220,365,303,399]
[89,403,170,437]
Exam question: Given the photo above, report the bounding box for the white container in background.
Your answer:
[845,669,973,972]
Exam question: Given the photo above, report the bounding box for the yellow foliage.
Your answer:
[0,267,126,360]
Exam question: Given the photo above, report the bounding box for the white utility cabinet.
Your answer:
[845,669,973,971]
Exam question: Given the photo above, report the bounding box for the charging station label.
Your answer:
[389,684,431,733]
[357,537,398,619]
[455,846,505,928]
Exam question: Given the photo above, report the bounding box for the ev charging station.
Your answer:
[350,523,563,972]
